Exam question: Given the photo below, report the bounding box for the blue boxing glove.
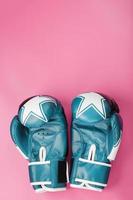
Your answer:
[10,95,68,192]
[70,92,123,191]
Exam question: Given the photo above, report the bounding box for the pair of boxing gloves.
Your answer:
[10,92,123,192]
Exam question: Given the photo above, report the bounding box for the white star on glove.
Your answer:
[21,96,57,125]
[76,92,106,119]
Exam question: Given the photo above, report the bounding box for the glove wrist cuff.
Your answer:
[70,158,111,191]
[29,160,67,192]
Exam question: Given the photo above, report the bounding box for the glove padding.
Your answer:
[10,95,68,192]
[70,92,123,191]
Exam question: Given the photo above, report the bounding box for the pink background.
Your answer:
[0,0,133,199]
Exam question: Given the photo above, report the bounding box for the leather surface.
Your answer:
[70,92,123,190]
[10,96,68,191]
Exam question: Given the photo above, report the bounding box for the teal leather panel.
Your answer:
[71,120,111,162]
[108,113,123,156]
[10,116,29,158]
[29,163,51,183]
[29,160,66,188]
[71,159,111,185]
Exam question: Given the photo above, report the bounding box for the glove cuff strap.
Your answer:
[28,160,67,192]
[70,158,111,190]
